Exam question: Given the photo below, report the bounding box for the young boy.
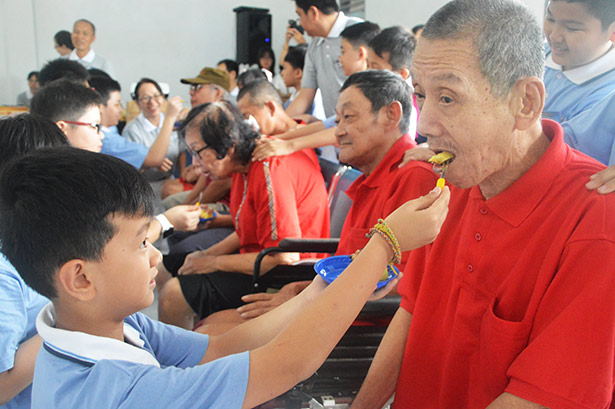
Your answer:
[30,78,104,152]
[543,0,615,123]
[339,21,381,77]
[0,147,448,409]
[0,115,68,409]
[281,43,309,108]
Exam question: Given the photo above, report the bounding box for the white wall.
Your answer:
[1,0,546,106]
[364,0,545,30]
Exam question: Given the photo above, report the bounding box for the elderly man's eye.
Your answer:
[440,96,454,104]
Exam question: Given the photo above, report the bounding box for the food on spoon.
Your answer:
[428,151,455,166]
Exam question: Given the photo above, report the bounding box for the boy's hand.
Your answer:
[252,138,294,161]
[164,205,201,232]
[399,146,435,168]
[384,186,450,252]
[586,165,615,194]
[178,251,217,275]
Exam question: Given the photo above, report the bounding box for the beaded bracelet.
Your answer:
[366,218,402,264]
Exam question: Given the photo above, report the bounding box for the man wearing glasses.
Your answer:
[180,67,232,107]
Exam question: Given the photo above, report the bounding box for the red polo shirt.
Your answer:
[395,120,615,408]
[335,134,437,272]
[230,148,329,257]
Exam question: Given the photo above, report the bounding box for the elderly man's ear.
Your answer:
[510,76,545,131]
[383,100,404,130]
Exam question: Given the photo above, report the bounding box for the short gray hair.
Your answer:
[422,0,545,98]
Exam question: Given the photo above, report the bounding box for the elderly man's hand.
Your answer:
[237,281,309,319]
[586,165,615,194]
[164,205,201,232]
[178,251,218,275]
[399,146,435,168]
[384,186,450,252]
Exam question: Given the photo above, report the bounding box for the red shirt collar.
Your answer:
[470,119,567,227]
[350,134,417,191]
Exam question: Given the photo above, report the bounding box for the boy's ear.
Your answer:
[57,259,96,302]
[294,67,303,81]
[609,22,615,42]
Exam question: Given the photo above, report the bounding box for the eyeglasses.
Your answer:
[138,94,163,103]
[63,120,101,133]
[187,145,209,159]
[189,84,203,92]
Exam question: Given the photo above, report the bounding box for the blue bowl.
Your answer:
[314,255,399,289]
[199,209,217,223]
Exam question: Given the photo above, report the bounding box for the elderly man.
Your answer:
[180,67,231,107]
[351,1,615,408]
[200,70,438,327]
[65,19,114,78]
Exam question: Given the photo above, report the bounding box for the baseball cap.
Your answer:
[180,67,230,92]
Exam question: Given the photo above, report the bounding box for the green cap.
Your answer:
[180,67,231,92]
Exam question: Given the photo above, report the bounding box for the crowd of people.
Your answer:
[2,0,615,408]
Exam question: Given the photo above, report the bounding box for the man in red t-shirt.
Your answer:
[351,1,615,409]
[201,70,438,327]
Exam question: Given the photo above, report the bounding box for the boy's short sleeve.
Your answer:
[322,115,337,129]
[0,272,28,373]
[129,313,208,368]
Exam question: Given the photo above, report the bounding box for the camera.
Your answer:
[288,19,305,34]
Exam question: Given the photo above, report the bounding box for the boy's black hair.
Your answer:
[285,44,308,70]
[30,79,102,123]
[369,26,416,71]
[89,76,121,105]
[0,114,69,175]
[27,71,39,80]
[294,0,339,15]
[217,59,239,76]
[0,146,155,298]
[412,24,424,35]
[38,58,90,87]
[237,68,268,89]
[551,0,615,29]
[88,68,111,79]
[54,30,74,49]
[341,70,412,134]
[341,21,381,48]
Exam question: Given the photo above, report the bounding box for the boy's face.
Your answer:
[367,48,393,71]
[101,91,123,128]
[62,105,104,152]
[281,61,301,88]
[339,38,365,76]
[87,215,161,319]
[544,1,615,70]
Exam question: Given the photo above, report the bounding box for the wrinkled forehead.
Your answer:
[337,85,370,112]
[411,37,483,86]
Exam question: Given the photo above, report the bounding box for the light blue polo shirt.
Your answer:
[101,126,149,170]
[0,252,49,409]
[543,46,615,124]
[563,90,615,166]
[33,305,249,409]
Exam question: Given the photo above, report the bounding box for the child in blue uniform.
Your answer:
[0,145,449,408]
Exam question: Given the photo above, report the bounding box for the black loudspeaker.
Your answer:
[234,7,272,65]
